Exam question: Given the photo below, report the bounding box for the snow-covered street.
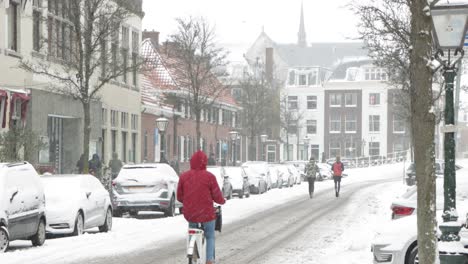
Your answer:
[0,163,409,264]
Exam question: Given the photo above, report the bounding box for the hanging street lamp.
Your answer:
[156,117,169,163]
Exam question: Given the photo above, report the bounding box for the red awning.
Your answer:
[0,90,7,128]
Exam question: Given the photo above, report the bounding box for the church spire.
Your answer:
[298,2,307,47]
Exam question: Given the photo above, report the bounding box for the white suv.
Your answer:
[0,162,46,252]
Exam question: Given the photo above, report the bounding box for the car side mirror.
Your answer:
[9,189,18,202]
[86,192,92,199]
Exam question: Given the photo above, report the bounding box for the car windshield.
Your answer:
[118,166,172,181]
[42,177,80,198]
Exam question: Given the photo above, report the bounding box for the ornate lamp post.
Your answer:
[156,117,169,163]
[260,134,268,161]
[303,135,311,160]
[431,3,468,263]
[229,130,239,166]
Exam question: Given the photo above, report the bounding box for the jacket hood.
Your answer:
[190,150,208,170]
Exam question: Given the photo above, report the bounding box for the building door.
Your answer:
[267,145,276,162]
[47,116,63,173]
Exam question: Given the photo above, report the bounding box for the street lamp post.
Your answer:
[229,131,239,166]
[156,117,169,163]
[431,3,468,263]
[260,134,268,162]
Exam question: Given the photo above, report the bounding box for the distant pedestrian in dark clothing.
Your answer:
[305,157,318,198]
[89,154,102,178]
[332,156,345,197]
[76,154,85,174]
[108,152,123,179]
[208,153,216,166]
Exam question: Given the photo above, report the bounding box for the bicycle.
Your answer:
[186,206,221,264]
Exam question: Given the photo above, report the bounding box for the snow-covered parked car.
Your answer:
[0,162,46,252]
[316,163,332,181]
[287,164,302,185]
[242,162,270,194]
[207,166,233,199]
[267,164,282,188]
[224,166,250,198]
[391,171,468,219]
[41,174,112,236]
[372,205,468,264]
[112,163,182,217]
[276,164,294,188]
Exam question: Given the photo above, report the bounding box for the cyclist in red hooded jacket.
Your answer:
[177,150,225,264]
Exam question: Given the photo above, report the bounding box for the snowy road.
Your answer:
[1,163,407,264]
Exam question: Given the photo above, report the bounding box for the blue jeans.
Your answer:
[189,220,216,261]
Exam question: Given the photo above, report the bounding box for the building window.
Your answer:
[345,93,357,107]
[393,115,405,133]
[308,71,317,86]
[47,0,72,60]
[306,120,317,134]
[33,0,42,52]
[131,114,138,130]
[288,120,298,134]
[110,110,119,128]
[131,133,137,162]
[132,31,139,87]
[111,21,120,76]
[369,142,380,156]
[369,115,380,132]
[8,0,19,51]
[365,68,387,81]
[330,94,342,107]
[307,96,317,110]
[101,108,108,126]
[330,113,341,133]
[111,130,117,153]
[345,140,357,158]
[299,74,307,86]
[345,113,357,133]
[369,93,381,105]
[122,131,127,162]
[288,71,296,85]
[329,142,341,158]
[288,96,298,110]
[121,26,129,83]
[121,112,128,129]
[393,142,404,153]
[310,145,319,160]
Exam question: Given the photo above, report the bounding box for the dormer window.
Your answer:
[308,71,318,86]
[299,74,307,86]
[365,68,388,81]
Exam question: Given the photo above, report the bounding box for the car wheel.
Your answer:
[72,212,84,236]
[99,207,113,232]
[164,195,176,217]
[239,190,244,199]
[0,226,8,252]
[129,211,139,217]
[31,219,46,246]
[405,244,419,264]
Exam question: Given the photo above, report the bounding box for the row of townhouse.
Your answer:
[0,0,143,173]
[140,32,242,172]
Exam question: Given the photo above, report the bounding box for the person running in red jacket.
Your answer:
[332,156,345,197]
[177,150,225,264]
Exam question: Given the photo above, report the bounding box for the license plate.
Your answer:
[127,186,146,191]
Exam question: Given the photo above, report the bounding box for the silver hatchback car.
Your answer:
[112,163,182,217]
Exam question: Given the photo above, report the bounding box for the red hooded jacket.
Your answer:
[177,150,225,223]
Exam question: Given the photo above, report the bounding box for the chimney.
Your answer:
[265,47,274,84]
[143,30,160,48]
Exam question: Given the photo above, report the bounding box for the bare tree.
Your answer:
[351,0,439,262]
[20,0,147,173]
[279,95,304,161]
[238,72,274,160]
[168,17,228,149]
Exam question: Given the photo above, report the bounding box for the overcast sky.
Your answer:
[142,0,360,61]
